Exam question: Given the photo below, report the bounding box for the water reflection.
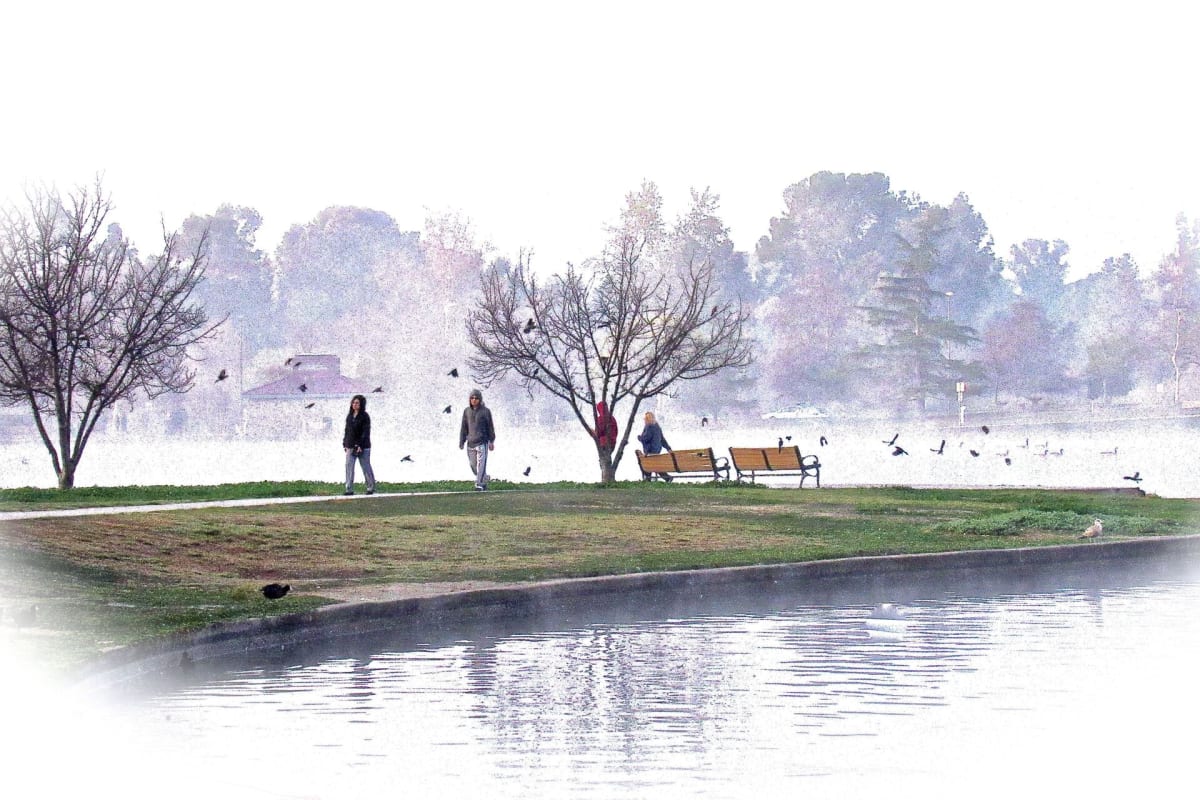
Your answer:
[10,558,1200,799]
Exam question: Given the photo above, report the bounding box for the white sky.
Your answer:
[1,0,1196,281]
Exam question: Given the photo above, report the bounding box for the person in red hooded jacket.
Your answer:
[594,401,618,450]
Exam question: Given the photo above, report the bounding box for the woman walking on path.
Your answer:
[343,394,376,495]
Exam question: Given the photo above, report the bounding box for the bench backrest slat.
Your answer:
[730,446,804,471]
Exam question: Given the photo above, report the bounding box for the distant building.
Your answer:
[241,354,374,437]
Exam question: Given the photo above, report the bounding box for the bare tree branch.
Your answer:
[467,201,752,483]
[0,179,221,488]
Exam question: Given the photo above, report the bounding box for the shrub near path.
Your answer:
[1,483,1195,675]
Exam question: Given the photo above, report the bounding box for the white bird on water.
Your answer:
[1081,519,1104,539]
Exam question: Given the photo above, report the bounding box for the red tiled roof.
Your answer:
[242,354,371,400]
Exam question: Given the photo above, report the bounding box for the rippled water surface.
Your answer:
[15,561,1200,799]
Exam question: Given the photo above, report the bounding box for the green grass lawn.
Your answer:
[2,481,1196,675]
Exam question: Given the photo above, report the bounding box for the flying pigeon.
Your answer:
[931,439,945,455]
[401,455,414,462]
[523,466,532,476]
[892,446,908,456]
[215,369,228,382]
[261,583,290,600]
[1123,471,1142,483]
[883,433,899,446]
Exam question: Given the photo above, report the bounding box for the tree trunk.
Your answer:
[57,461,76,489]
[598,450,616,483]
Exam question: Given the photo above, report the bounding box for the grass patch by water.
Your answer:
[1,482,1196,674]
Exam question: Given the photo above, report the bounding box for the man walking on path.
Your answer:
[459,388,496,491]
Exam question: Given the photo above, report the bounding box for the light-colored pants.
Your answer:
[345,448,376,492]
[467,443,489,488]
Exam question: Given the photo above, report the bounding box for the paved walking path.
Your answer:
[0,490,460,521]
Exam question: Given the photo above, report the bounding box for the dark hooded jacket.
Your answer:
[343,395,372,450]
[459,388,496,447]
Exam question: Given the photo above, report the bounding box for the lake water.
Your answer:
[8,556,1199,799]
[3,413,1199,497]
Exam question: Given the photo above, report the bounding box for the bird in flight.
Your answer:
[448,368,459,377]
[701,416,709,427]
[819,435,828,447]
[372,386,383,393]
[298,383,308,392]
[969,449,980,457]
[443,405,452,414]
[261,583,290,600]
[304,402,315,409]
[401,455,414,462]
[1123,471,1142,483]
[892,445,908,456]
[981,425,990,434]
[931,439,945,455]
[523,466,532,476]
[883,433,898,446]
[523,318,536,334]
[216,369,228,382]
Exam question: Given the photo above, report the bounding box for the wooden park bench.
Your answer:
[728,445,822,488]
[636,447,730,482]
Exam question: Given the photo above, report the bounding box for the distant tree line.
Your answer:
[134,171,1200,416]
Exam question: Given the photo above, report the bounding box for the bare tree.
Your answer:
[466,192,752,483]
[0,180,220,488]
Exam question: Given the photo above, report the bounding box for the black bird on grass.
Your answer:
[215,369,228,382]
[931,439,945,455]
[261,583,290,600]
[1123,471,1142,483]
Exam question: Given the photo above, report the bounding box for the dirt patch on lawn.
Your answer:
[311,579,532,604]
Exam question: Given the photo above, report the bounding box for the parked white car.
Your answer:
[761,405,828,420]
